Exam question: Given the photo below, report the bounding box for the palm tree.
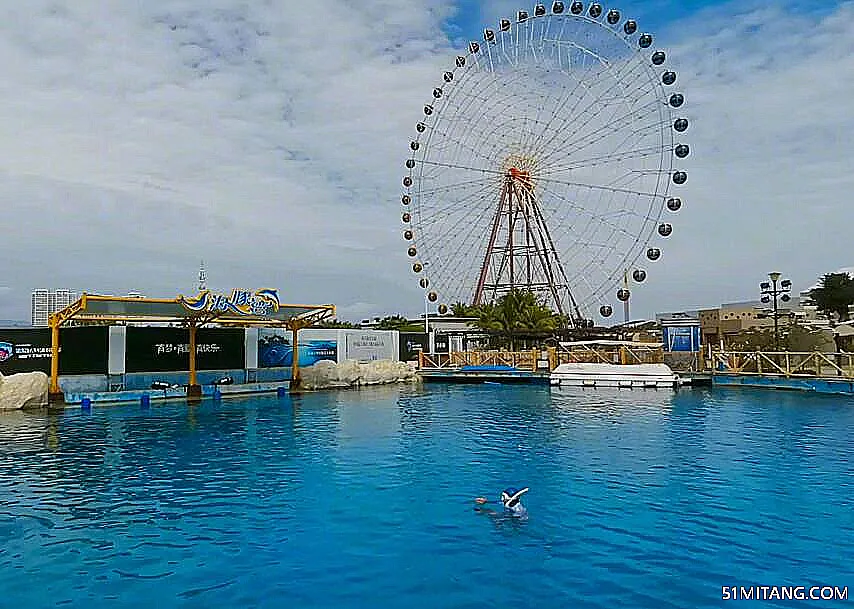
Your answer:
[473,290,564,350]
[450,301,479,317]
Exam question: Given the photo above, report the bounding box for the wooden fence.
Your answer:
[709,351,854,379]
[418,347,854,380]
[419,350,540,370]
[418,343,664,372]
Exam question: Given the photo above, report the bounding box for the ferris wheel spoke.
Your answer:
[605,170,670,193]
[521,71,595,160]
[543,38,612,70]
[535,175,665,201]
[525,56,613,157]
[417,159,503,176]
[426,203,493,250]
[426,92,533,170]
[520,28,564,154]
[431,67,548,167]
[529,56,653,161]
[536,179,647,228]
[418,181,500,228]
[424,198,500,291]
[423,127,499,171]
[538,95,665,168]
[415,174,497,197]
[534,180,641,246]
[540,143,671,174]
[546,99,666,163]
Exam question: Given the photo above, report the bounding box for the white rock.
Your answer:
[0,371,49,410]
[299,359,417,390]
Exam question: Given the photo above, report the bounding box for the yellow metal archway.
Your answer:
[48,292,335,403]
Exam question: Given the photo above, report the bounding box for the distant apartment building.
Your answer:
[31,289,79,327]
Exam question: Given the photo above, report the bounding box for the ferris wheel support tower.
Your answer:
[473,166,584,322]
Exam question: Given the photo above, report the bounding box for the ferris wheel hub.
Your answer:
[507,166,534,191]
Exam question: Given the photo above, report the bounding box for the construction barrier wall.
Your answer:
[0,326,402,393]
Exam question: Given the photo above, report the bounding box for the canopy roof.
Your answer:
[559,340,662,348]
[50,292,335,329]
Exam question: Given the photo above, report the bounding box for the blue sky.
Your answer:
[1,0,853,322]
[448,0,847,41]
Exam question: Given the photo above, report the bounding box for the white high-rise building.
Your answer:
[31,289,79,327]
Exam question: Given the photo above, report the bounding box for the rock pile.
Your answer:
[0,371,49,410]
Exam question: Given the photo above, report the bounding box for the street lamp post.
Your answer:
[425,290,429,334]
[422,262,431,335]
[760,272,792,351]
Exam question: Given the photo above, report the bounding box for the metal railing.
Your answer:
[419,350,540,370]
[709,350,854,379]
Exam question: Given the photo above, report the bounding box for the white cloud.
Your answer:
[0,0,455,319]
[635,1,854,316]
[1,0,853,323]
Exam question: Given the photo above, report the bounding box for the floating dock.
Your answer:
[63,381,291,406]
[419,365,550,384]
[712,374,854,395]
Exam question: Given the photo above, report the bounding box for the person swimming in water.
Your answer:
[474,487,529,519]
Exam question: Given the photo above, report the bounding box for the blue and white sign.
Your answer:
[662,325,701,352]
[179,288,280,317]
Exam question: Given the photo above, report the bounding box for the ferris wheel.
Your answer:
[400,1,690,326]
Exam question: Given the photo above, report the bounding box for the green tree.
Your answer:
[728,323,835,352]
[472,290,565,350]
[375,315,421,331]
[316,318,360,329]
[809,273,854,322]
[450,301,479,317]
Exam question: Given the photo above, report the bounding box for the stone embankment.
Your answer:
[299,360,417,390]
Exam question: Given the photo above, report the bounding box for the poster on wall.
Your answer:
[399,333,427,361]
[258,329,338,368]
[342,331,396,362]
[125,327,245,373]
[433,334,450,354]
[0,327,108,375]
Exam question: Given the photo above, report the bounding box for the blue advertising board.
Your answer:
[662,325,701,352]
[258,329,337,368]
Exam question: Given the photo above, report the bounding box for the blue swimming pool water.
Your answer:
[1,385,852,608]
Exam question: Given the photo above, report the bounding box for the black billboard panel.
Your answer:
[0,327,108,375]
[0,328,50,374]
[399,332,427,362]
[62,327,109,374]
[126,327,245,373]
